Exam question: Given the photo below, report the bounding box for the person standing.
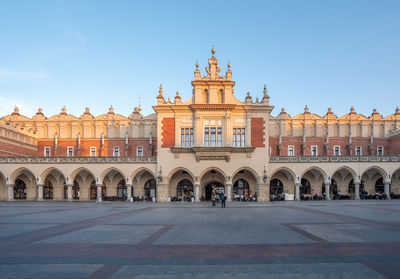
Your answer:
[211,194,216,207]
[220,193,226,208]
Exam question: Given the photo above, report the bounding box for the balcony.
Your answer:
[171,146,255,162]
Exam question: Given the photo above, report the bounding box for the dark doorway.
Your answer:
[204,182,224,200]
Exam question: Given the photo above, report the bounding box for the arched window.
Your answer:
[270,179,283,195]
[233,179,249,196]
[144,179,156,198]
[14,179,26,200]
[177,179,193,197]
[300,178,311,195]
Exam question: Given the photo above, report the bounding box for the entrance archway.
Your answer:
[14,179,27,200]
[233,179,249,196]
[205,182,224,200]
[177,179,194,198]
[144,179,156,199]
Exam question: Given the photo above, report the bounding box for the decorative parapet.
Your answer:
[0,156,157,164]
[270,155,399,163]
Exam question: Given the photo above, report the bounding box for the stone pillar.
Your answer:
[226,183,232,202]
[126,184,132,201]
[384,182,391,200]
[194,183,200,202]
[295,183,300,201]
[354,182,360,200]
[156,182,168,202]
[67,185,73,201]
[96,184,102,202]
[37,184,44,201]
[324,182,331,200]
[257,182,269,202]
[7,185,14,201]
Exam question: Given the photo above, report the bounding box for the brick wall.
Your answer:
[251,118,265,148]
[0,141,37,157]
[390,135,400,154]
[161,118,175,148]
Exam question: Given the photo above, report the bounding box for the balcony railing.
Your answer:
[269,155,400,163]
[0,156,157,164]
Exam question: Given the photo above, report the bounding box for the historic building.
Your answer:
[0,47,399,202]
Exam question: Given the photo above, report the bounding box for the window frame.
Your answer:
[204,126,222,147]
[356,146,362,156]
[311,145,318,156]
[181,127,194,147]
[90,147,97,157]
[233,127,246,147]
[67,146,74,157]
[44,147,51,157]
[334,145,341,156]
[377,146,384,156]
[288,145,295,156]
[113,146,120,157]
[137,146,143,157]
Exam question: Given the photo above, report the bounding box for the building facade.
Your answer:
[0,47,400,202]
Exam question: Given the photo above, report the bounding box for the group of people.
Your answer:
[211,187,227,208]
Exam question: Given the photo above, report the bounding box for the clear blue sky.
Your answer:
[0,0,399,118]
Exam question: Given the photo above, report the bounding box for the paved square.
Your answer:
[0,200,399,278]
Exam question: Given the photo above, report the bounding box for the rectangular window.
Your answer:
[113,146,120,157]
[356,146,362,156]
[44,147,51,157]
[90,147,96,157]
[137,146,143,157]
[311,145,318,156]
[377,146,384,156]
[204,126,222,147]
[288,145,294,156]
[233,128,246,147]
[334,146,340,156]
[67,147,74,157]
[181,128,194,147]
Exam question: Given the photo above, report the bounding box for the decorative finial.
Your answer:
[176,91,179,96]
[61,106,67,115]
[108,105,114,114]
[227,61,231,69]
[36,108,43,115]
[84,107,90,114]
[328,107,332,113]
[211,45,216,57]
[373,108,377,114]
[350,106,355,113]
[158,84,163,97]
[12,106,20,115]
[281,107,286,113]
[167,97,171,103]
[304,105,309,113]
[255,97,259,103]
[263,85,268,96]
[396,106,400,115]
[196,61,199,69]
[247,92,250,96]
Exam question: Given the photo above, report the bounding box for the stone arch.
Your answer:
[130,167,156,184]
[232,167,259,199]
[70,167,96,201]
[200,168,227,200]
[270,167,296,195]
[10,167,36,185]
[168,168,195,199]
[331,166,357,196]
[42,168,66,200]
[100,167,126,182]
[10,168,36,200]
[70,167,96,183]
[40,167,66,183]
[391,168,400,195]
[131,168,156,199]
[361,166,387,195]
[301,166,327,195]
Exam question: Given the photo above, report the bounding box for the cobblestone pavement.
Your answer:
[0,200,399,278]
